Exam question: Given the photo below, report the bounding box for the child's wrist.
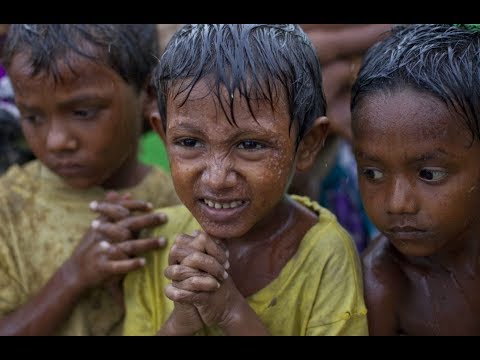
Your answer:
[58,258,90,297]
[157,311,199,336]
[217,296,269,335]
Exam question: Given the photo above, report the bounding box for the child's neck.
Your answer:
[227,196,302,244]
[101,155,150,190]
[224,195,318,297]
[408,229,480,277]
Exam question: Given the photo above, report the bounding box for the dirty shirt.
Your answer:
[123,195,368,336]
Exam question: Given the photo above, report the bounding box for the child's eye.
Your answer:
[237,140,264,150]
[362,167,384,181]
[418,168,447,182]
[21,114,41,125]
[73,109,95,118]
[177,138,201,148]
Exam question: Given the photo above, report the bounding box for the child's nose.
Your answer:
[201,157,237,190]
[386,177,418,215]
[46,121,77,152]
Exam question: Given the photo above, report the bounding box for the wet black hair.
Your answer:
[351,24,480,143]
[2,24,159,92]
[153,24,326,146]
[0,109,34,174]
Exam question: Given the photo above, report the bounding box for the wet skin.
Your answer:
[0,51,166,335]
[354,86,480,335]
[8,51,149,190]
[152,80,328,296]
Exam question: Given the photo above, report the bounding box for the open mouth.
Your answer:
[198,198,249,222]
[202,198,246,209]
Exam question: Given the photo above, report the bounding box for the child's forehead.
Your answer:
[169,85,289,125]
[10,42,107,70]
[10,50,116,85]
[166,81,295,135]
[169,77,289,109]
[355,87,472,145]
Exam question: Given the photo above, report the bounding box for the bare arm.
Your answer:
[0,262,88,336]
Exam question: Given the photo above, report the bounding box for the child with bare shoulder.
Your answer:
[352,24,480,335]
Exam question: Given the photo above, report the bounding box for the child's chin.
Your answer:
[199,223,247,240]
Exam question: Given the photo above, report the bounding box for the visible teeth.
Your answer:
[203,199,244,209]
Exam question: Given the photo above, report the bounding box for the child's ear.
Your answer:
[149,111,166,142]
[142,83,159,125]
[296,116,329,171]
[142,83,167,142]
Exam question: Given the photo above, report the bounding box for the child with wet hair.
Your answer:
[352,24,480,335]
[0,24,180,335]
[0,24,34,173]
[114,24,368,336]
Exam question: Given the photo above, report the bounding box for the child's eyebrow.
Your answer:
[168,123,202,133]
[353,150,381,162]
[58,95,108,109]
[16,102,43,113]
[170,123,273,139]
[410,149,452,163]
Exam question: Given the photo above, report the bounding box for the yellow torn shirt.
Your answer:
[0,160,179,335]
[123,195,368,336]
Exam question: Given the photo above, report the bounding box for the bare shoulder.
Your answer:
[362,234,405,281]
[361,234,407,335]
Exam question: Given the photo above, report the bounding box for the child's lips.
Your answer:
[388,226,424,232]
[52,162,86,177]
[385,226,429,240]
[201,198,247,210]
[198,198,249,221]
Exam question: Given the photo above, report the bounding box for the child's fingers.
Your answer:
[175,232,229,268]
[90,201,130,221]
[103,257,146,274]
[164,284,207,304]
[101,192,151,213]
[202,236,229,269]
[104,191,122,202]
[116,237,167,256]
[165,264,221,290]
[168,243,229,271]
[181,252,228,283]
[173,233,196,247]
[117,212,167,232]
[168,244,196,266]
[117,199,154,212]
[93,240,144,272]
[91,220,131,243]
[165,264,204,281]
[171,233,208,261]
[172,275,220,292]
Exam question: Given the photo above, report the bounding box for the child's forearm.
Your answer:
[157,318,194,336]
[0,261,87,336]
[218,300,270,336]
